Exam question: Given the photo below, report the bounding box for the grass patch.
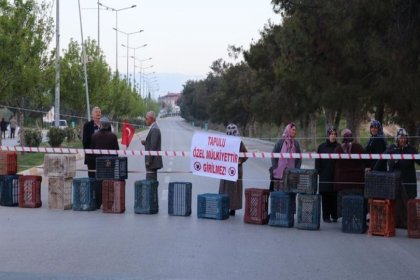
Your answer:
[17,139,83,172]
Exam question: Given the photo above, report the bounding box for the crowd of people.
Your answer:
[81,109,418,227]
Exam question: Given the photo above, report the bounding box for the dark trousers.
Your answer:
[87,162,96,178]
[146,169,157,181]
[10,128,15,138]
[321,192,338,220]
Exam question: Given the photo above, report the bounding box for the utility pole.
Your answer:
[54,0,60,127]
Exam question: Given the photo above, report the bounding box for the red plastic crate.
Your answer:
[407,199,420,238]
[244,188,270,224]
[368,199,395,237]
[0,152,17,175]
[102,180,125,213]
[18,175,42,208]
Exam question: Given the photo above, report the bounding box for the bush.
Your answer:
[47,127,66,147]
[24,129,42,147]
[64,127,76,142]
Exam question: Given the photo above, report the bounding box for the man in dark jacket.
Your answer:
[315,127,340,223]
[83,106,101,178]
[141,111,163,181]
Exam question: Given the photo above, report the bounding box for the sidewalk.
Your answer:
[0,137,20,147]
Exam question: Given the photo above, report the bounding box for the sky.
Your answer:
[49,0,281,96]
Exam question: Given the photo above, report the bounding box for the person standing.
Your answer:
[219,124,248,216]
[315,127,340,223]
[365,120,387,171]
[91,116,120,207]
[83,106,101,178]
[9,116,17,139]
[334,129,365,218]
[0,118,7,139]
[270,123,302,191]
[141,111,163,180]
[374,128,420,228]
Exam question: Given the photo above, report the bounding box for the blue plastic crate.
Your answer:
[134,180,159,214]
[296,194,321,230]
[269,191,295,227]
[168,182,192,216]
[72,178,101,211]
[0,175,19,206]
[96,157,128,180]
[284,169,318,194]
[342,195,367,234]
[197,193,229,220]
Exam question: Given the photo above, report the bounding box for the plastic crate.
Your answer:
[0,151,17,175]
[43,154,76,178]
[368,199,395,237]
[48,177,72,210]
[269,191,295,227]
[18,175,42,208]
[168,182,192,216]
[342,195,367,234]
[102,180,125,213]
[96,157,128,180]
[407,199,420,238]
[364,171,400,199]
[284,168,318,194]
[197,193,229,220]
[244,188,270,225]
[0,175,20,206]
[296,194,321,230]
[337,189,364,218]
[72,178,101,211]
[272,179,288,192]
[134,180,159,214]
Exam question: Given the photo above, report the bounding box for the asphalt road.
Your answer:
[0,116,419,280]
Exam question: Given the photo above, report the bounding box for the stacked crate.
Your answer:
[134,180,159,214]
[364,171,400,237]
[269,169,319,230]
[244,188,270,225]
[102,180,125,213]
[342,195,367,234]
[168,182,192,216]
[96,157,128,213]
[407,199,420,238]
[44,154,76,210]
[0,152,19,207]
[18,175,42,208]
[72,178,101,211]
[197,193,229,220]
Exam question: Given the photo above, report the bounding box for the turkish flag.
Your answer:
[122,121,135,147]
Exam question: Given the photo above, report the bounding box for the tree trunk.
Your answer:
[334,109,342,132]
[375,103,385,124]
[311,113,317,151]
[345,109,362,142]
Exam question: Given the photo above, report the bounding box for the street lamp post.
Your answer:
[97,2,136,73]
[122,44,148,85]
[140,66,154,98]
[130,55,151,91]
[115,29,143,78]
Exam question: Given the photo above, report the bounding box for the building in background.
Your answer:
[158,92,180,117]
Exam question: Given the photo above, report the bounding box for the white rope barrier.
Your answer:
[1,145,419,160]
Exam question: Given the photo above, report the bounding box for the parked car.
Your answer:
[51,120,68,129]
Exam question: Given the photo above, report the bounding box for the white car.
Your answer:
[51,120,68,129]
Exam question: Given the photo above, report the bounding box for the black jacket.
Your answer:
[315,140,340,193]
[374,144,420,198]
[82,120,99,165]
[365,136,387,170]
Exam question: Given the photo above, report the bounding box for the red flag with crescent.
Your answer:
[122,121,135,147]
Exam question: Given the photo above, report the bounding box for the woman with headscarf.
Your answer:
[374,128,420,228]
[334,129,365,217]
[365,120,387,171]
[219,124,248,216]
[270,123,302,191]
[315,127,340,223]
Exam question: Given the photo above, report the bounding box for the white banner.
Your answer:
[190,132,241,182]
